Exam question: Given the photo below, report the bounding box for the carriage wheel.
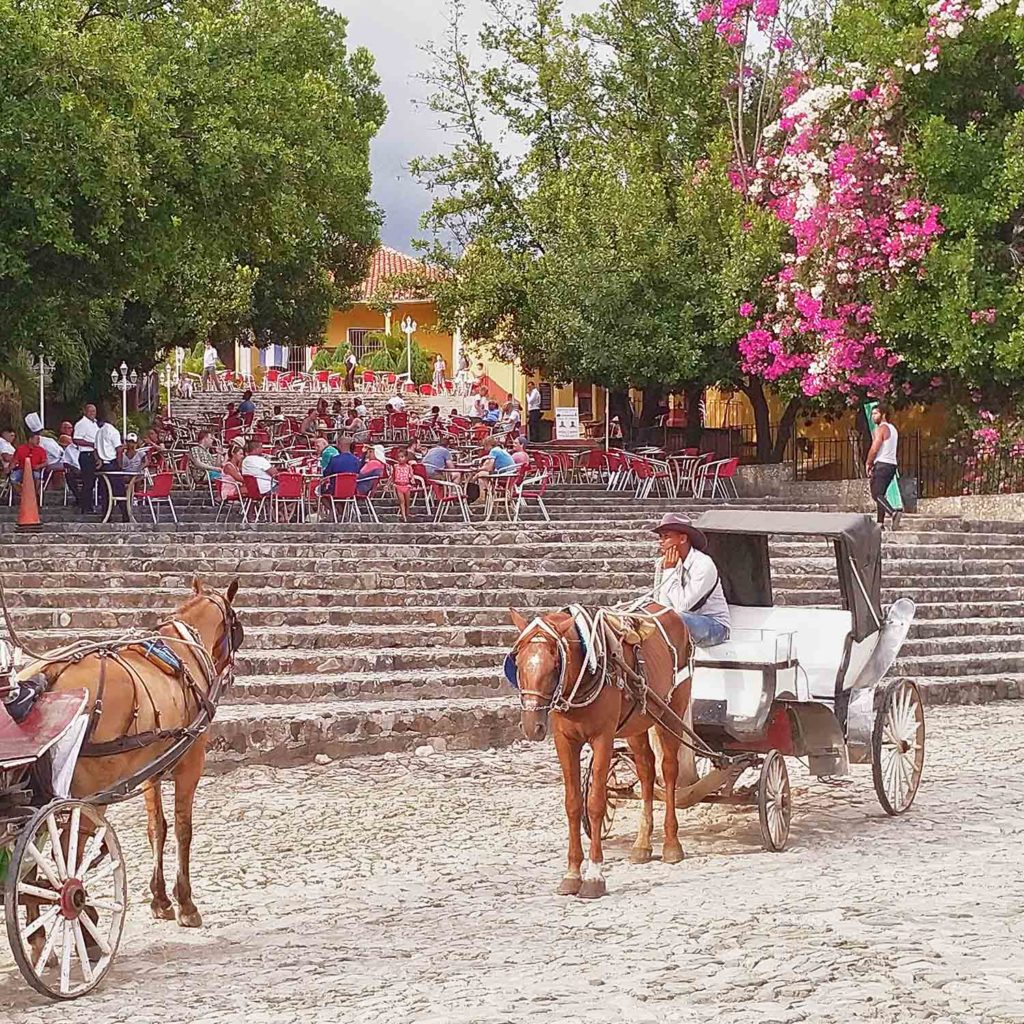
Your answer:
[872,680,925,816]
[757,750,791,852]
[5,800,127,1000]
[581,751,621,841]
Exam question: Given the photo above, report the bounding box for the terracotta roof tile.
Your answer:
[357,246,439,302]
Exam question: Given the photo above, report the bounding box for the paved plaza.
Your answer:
[2,702,1022,1024]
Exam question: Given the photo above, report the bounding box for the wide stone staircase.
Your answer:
[1,484,1022,769]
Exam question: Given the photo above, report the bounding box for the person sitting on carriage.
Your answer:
[652,513,731,648]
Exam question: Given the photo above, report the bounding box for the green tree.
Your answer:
[414,0,796,456]
[0,0,384,407]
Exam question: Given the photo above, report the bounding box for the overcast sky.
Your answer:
[336,0,600,253]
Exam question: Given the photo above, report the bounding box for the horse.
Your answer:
[18,575,243,927]
[508,603,694,899]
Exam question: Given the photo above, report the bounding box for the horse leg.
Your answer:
[580,731,613,899]
[143,780,175,920]
[626,731,656,864]
[553,728,584,896]
[658,726,684,864]
[171,737,207,928]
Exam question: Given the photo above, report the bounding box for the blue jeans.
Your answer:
[679,611,730,647]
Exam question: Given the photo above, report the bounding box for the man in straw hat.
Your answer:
[651,513,731,647]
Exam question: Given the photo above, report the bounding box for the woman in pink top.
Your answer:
[220,445,245,501]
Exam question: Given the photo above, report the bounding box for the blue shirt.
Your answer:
[483,408,500,424]
[422,446,452,472]
[238,400,256,414]
[325,452,361,476]
[489,447,515,473]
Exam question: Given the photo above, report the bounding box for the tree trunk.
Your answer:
[639,383,666,427]
[742,378,774,463]
[683,384,704,448]
[771,398,801,463]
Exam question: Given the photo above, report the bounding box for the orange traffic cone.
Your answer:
[16,457,41,532]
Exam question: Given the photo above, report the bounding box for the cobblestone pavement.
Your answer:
[3,703,1023,1024]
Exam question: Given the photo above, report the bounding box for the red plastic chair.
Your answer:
[432,478,471,523]
[697,457,740,500]
[630,456,670,499]
[215,479,242,523]
[604,449,629,491]
[133,472,178,524]
[361,371,377,392]
[410,463,434,514]
[322,472,360,523]
[274,472,306,522]
[263,369,280,391]
[241,474,270,524]
[387,412,409,441]
[514,470,551,522]
[368,417,385,439]
[386,372,398,391]
[315,370,330,390]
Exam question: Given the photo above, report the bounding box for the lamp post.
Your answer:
[110,361,137,436]
[162,362,175,419]
[400,316,417,382]
[36,353,55,428]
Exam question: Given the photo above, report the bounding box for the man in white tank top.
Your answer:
[866,401,901,528]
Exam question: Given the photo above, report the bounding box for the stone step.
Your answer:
[909,617,1024,637]
[899,634,1024,657]
[207,696,520,767]
[912,601,1024,621]
[225,667,502,704]
[232,644,504,677]
[894,650,1024,677]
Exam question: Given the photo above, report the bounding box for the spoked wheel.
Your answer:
[757,750,791,852]
[581,750,628,840]
[5,800,127,999]
[872,680,925,816]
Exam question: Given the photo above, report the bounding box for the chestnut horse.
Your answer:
[508,603,693,898]
[18,576,242,927]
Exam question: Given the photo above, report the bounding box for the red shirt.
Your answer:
[13,444,47,470]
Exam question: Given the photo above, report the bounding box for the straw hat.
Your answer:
[651,513,709,552]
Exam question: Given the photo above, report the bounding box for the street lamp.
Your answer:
[36,354,55,428]
[110,361,137,436]
[400,316,417,383]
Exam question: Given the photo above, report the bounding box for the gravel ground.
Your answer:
[2,702,1023,1024]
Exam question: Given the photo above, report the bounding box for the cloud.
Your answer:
[335,0,599,252]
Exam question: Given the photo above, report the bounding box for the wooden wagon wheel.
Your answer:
[872,680,925,816]
[757,750,791,852]
[5,799,127,1000]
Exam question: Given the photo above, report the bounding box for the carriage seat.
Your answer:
[694,605,854,699]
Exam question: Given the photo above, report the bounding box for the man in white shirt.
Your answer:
[38,434,63,469]
[386,394,406,414]
[241,439,278,495]
[526,381,542,441]
[470,394,488,420]
[95,413,124,520]
[202,342,219,391]
[651,514,731,647]
[0,429,15,471]
[72,403,99,514]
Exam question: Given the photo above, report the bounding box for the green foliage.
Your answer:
[0,0,384,405]
[362,330,433,384]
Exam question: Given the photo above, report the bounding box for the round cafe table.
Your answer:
[99,471,142,523]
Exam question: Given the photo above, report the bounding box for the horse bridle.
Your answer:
[510,616,605,713]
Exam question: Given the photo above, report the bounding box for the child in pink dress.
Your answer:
[392,448,415,522]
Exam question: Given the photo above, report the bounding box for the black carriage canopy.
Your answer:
[693,510,883,642]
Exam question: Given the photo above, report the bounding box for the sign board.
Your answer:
[555,406,581,440]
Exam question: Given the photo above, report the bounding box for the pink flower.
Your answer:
[773,36,794,52]
[739,302,755,317]
[697,4,716,22]
[849,88,868,102]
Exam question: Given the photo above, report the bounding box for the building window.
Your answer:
[288,347,308,373]
[539,383,554,412]
[574,383,593,418]
[347,328,382,361]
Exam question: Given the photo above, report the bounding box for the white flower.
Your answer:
[945,21,963,36]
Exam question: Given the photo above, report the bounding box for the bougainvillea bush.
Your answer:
[704,0,1024,425]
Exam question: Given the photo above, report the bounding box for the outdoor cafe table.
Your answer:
[99,470,144,523]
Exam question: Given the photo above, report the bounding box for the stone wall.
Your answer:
[735,463,874,511]
[920,492,1024,521]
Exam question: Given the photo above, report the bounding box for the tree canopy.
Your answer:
[0,0,385,407]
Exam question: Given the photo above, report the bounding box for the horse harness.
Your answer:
[29,594,241,764]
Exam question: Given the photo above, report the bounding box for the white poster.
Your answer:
[555,406,581,440]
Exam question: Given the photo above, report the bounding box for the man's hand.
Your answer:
[661,545,681,570]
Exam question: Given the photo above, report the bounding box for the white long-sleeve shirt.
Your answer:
[653,548,731,629]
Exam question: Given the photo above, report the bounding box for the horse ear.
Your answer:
[226,578,239,604]
[510,608,528,632]
[191,574,203,596]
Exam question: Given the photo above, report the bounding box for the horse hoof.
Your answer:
[151,902,176,921]
[662,843,684,864]
[629,848,652,865]
[578,878,607,899]
[176,908,203,928]
[557,876,582,896]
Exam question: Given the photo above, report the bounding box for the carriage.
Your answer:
[0,636,129,1000]
[582,510,925,851]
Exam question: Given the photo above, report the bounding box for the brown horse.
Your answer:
[19,576,242,927]
[509,603,693,898]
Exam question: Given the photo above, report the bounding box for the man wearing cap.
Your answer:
[652,513,731,647]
